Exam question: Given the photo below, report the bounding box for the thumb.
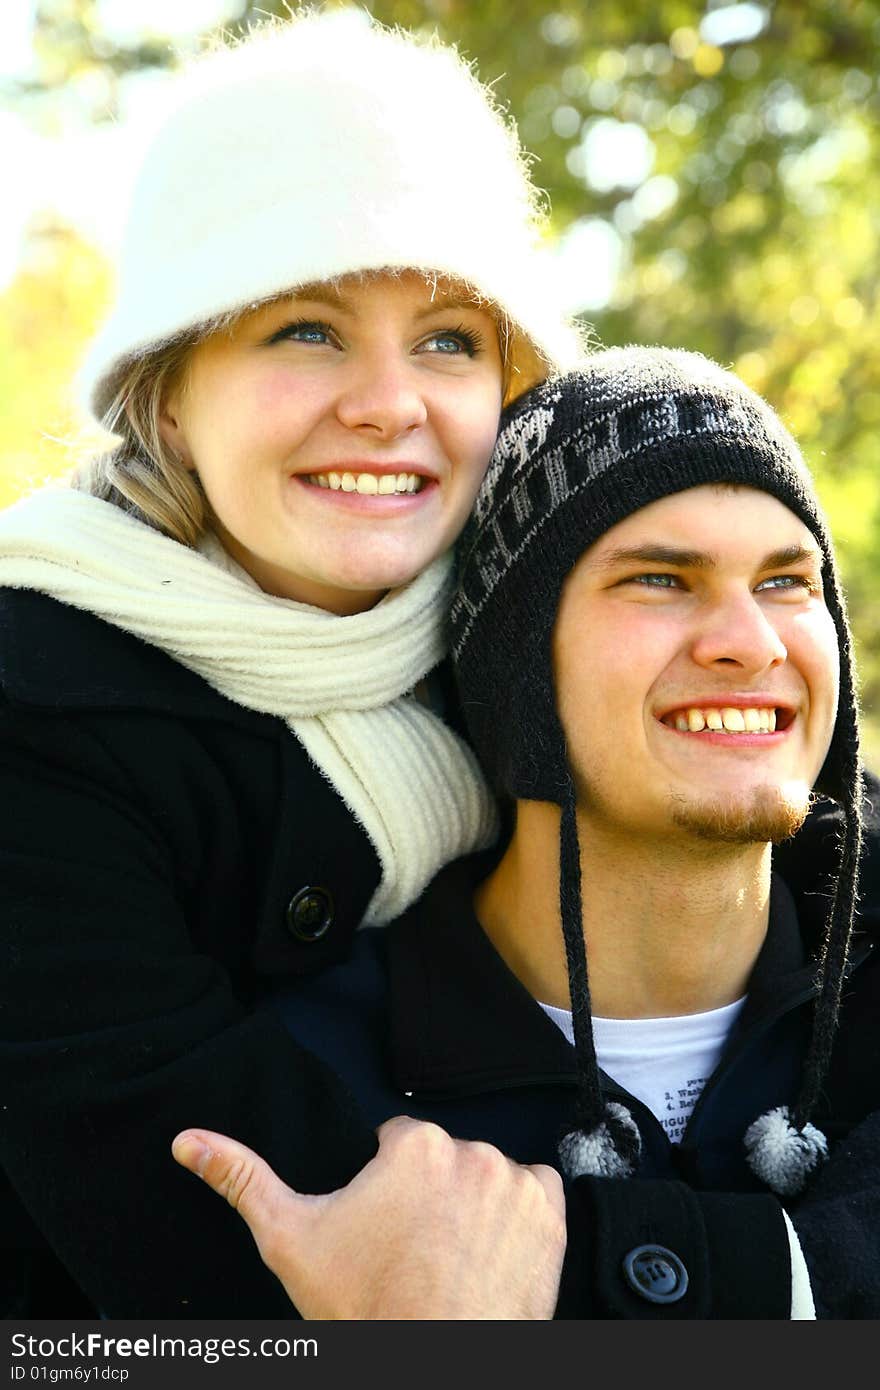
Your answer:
[172,1128,311,1255]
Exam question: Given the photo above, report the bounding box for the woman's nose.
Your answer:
[335,360,428,440]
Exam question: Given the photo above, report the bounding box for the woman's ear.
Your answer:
[157,393,193,468]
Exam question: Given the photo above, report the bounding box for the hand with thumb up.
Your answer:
[173,1114,566,1320]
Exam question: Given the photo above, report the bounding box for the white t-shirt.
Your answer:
[539,995,816,1317]
[540,997,746,1144]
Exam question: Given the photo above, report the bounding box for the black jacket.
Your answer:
[0,590,380,1317]
[269,847,880,1318]
[1,589,878,1318]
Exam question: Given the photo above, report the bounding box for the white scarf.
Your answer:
[0,488,497,925]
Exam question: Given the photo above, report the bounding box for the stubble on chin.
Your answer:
[669,782,812,846]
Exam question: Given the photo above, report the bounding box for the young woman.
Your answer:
[0,10,584,1317]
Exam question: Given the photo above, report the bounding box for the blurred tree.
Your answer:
[0,222,110,508]
[3,0,879,761]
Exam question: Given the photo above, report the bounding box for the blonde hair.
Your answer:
[74,277,542,547]
[74,335,205,546]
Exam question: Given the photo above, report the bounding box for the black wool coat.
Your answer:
[269,846,880,1318]
[0,590,381,1317]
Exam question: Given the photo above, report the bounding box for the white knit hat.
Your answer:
[79,8,586,422]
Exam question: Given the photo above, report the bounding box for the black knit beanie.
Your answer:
[451,346,863,1197]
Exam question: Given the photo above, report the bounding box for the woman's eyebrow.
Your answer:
[413,293,483,318]
[272,288,481,318]
[283,283,355,312]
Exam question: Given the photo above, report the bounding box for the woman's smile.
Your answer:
[302,468,428,496]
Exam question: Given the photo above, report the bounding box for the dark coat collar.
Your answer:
[387,849,577,1093]
[0,587,272,730]
[385,846,871,1096]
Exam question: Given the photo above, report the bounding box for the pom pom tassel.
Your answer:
[744,1105,828,1197]
[559,1101,642,1179]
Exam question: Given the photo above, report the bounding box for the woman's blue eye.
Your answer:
[432,335,465,353]
[419,325,483,357]
[266,319,335,346]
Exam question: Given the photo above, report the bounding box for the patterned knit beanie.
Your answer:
[78,7,584,422]
[451,346,863,1197]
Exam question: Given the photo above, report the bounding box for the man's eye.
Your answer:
[629,573,680,589]
[265,319,336,346]
[417,325,483,357]
[755,574,816,594]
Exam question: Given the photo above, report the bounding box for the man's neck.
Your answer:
[475,800,773,1019]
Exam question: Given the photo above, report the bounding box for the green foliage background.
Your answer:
[3,0,878,765]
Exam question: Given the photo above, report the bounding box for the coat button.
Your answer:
[622,1245,689,1304]
[286,886,334,943]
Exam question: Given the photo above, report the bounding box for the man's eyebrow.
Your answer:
[760,543,823,569]
[593,541,821,572]
[593,544,713,571]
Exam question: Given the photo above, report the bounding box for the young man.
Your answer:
[175,348,879,1319]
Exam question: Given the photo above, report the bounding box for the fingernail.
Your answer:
[173,1133,210,1175]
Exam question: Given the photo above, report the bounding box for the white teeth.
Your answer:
[309,471,424,494]
[670,705,780,734]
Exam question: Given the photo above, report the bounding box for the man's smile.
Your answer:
[657,700,797,736]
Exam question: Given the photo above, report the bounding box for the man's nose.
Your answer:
[689,589,788,675]
[335,358,428,440]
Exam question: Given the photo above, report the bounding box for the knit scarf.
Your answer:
[0,488,498,925]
